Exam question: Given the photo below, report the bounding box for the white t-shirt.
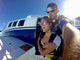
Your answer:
[53,35,61,49]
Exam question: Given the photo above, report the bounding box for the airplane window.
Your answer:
[12,21,17,27]
[18,20,25,26]
[8,22,12,27]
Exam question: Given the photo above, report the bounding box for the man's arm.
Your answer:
[61,23,80,60]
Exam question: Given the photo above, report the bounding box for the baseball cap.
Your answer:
[46,3,58,13]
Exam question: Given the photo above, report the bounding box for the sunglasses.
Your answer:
[47,10,55,13]
[46,7,57,13]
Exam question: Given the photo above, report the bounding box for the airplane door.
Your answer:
[35,17,42,55]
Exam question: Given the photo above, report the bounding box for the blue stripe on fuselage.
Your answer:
[3,27,36,45]
[6,26,36,31]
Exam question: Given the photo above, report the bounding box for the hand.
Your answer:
[42,42,56,49]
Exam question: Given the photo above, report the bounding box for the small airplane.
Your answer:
[0,15,80,60]
[2,15,43,44]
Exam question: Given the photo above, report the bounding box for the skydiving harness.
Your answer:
[45,34,63,58]
[44,33,57,58]
[40,30,63,58]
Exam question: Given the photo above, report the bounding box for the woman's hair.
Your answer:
[42,16,53,31]
[42,16,52,23]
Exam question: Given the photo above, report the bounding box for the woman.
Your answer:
[37,16,61,60]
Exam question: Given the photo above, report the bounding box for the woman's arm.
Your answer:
[38,38,57,56]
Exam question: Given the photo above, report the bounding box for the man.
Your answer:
[46,3,64,60]
[36,3,63,60]
[46,3,80,60]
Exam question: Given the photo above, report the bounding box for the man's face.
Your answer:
[47,7,58,19]
[48,11,57,19]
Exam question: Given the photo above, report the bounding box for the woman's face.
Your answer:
[40,19,50,32]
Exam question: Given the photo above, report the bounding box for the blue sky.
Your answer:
[0,0,67,30]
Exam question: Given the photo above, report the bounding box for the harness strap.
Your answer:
[45,54,54,58]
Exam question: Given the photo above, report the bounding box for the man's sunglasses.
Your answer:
[46,7,57,13]
[46,9,56,13]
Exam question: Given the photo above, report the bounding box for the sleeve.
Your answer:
[60,18,68,29]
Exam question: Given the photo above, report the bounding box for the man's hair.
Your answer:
[47,3,58,10]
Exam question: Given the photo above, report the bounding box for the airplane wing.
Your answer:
[0,36,33,60]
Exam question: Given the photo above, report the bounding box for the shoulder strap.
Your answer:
[40,32,45,40]
[56,25,63,46]
[49,33,57,42]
